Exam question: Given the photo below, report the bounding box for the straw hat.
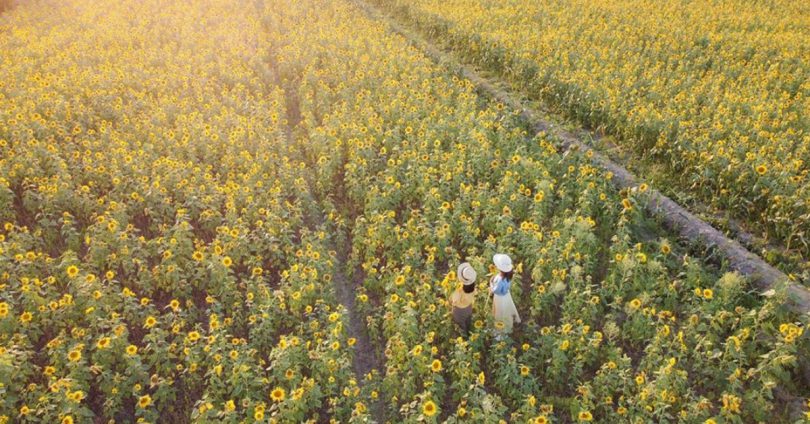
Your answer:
[492,253,513,273]
[457,262,477,286]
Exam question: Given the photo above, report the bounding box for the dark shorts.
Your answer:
[452,305,472,335]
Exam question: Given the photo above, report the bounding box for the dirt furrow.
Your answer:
[274,70,386,421]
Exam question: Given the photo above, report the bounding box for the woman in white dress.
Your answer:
[489,253,521,336]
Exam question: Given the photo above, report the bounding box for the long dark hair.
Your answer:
[463,284,475,293]
[501,270,514,281]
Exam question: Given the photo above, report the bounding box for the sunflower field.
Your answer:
[0,0,808,423]
[372,0,810,265]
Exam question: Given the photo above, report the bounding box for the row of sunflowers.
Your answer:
[0,0,808,422]
[370,0,810,268]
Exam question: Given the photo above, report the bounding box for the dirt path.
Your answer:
[274,67,386,421]
[0,0,15,14]
[331,233,387,417]
[310,177,387,422]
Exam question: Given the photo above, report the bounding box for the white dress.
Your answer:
[490,275,521,333]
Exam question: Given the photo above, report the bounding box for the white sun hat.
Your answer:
[492,253,513,273]
[457,262,477,286]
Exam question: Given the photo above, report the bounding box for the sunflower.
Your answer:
[138,394,152,408]
[430,359,442,372]
[144,316,157,328]
[126,345,138,355]
[422,400,438,417]
[270,387,285,402]
[68,350,82,362]
[755,165,767,175]
[96,337,111,349]
[621,198,632,210]
[66,265,79,278]
[222,256,232,267]
[69,391,84,402]
[578,411,593,421]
